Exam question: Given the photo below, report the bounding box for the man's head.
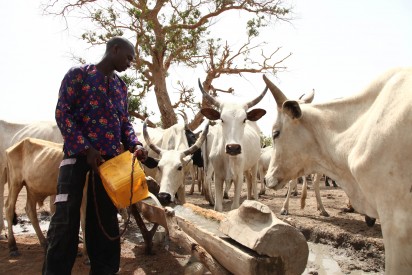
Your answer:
[105,36,135,73]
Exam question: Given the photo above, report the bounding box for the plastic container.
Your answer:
[99,151,149,209]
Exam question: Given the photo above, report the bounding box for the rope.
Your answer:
[91,154,137,241]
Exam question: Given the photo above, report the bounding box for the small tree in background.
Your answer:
[260,133,273,148]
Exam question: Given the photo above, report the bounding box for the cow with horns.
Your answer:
[142,119,209,205]
[263,68,412,274]
[199,79,267,211]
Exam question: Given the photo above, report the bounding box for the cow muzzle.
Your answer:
[225,144,241,156]
[264,176,284,190]
[157,192,172,205]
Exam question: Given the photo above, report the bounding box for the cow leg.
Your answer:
[214,175,225,212]
[313,174,329,217]
[188,165,196,195]
[25,192,47,251]
[231,175,242,210]
[245,171,253,200]
[49,195,56,215]
[250,166,258,200]
[203,167,215,206]
[5,182,24,256]
[198,168,204,195]
[380,212,412,274]
[258,165,266,196]
[300,176,308,209]
[325,176,330,187]
[0,171,5,237]
[223,180,231,199]
[281,179,296,215]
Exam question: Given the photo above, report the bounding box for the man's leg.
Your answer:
[43,156,89,275]
[86,171,120,275]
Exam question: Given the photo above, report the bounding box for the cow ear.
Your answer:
[142,157,159,169]
[282,100,302,119]
[201,108,220,120]
[246,108,266,121]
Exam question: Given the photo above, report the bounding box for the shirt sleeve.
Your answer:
[118,82,140,152]
[55,67,93,156]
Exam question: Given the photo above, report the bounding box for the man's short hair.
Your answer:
[106,36,134,51]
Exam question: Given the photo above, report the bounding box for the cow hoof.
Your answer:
[258,190,265,196]
[342,207,355,213]
[280,209,288,215]
[320,211,330,217]
[223,193,229,199]
[9,250,20,257]
[365,216,376,227]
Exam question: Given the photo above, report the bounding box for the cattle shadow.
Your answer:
[127,240,188,274]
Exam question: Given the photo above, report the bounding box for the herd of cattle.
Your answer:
[0,67,411,274]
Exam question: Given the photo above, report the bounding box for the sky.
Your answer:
[1,0,411,136]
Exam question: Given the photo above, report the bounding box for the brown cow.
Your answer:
[4,138,86,256]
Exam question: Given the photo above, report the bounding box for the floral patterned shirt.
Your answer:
[55,64,140,157]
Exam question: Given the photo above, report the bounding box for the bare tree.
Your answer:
[43,0,293,128]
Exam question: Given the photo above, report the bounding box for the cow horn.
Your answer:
[143,118,162,155]
[198,79,221,108]
[246,86,269,109]
[262,75,288,108]
[299,89,315,103]
[182,121,209,156]
[178,110,189,130]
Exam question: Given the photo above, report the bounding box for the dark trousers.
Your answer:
[42,155,120,275]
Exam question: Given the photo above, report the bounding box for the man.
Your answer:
[43,36,148,275]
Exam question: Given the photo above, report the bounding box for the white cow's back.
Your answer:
[0,120,62,234]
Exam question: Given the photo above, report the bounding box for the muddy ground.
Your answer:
[0,178,384,274]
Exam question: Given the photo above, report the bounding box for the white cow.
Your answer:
[263,68,412,274]
[0,120,62,235]
[281,173,330,217]
[199,80,267,211]
[142,119,209,205]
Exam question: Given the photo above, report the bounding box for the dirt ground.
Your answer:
[0,177,384,275]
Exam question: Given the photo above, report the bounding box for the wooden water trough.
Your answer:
[131,198,309,275]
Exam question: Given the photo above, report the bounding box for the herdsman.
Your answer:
[43,36,148,275]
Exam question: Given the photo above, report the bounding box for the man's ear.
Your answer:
[201,108,220,120]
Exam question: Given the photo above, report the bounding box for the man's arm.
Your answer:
[55,68,93,156]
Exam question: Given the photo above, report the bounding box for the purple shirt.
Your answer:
[56,64,139,157]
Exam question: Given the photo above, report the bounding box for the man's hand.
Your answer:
[134,145,148,162]
[85,147,104,174]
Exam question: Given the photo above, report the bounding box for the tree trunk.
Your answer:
[152,72,177,128]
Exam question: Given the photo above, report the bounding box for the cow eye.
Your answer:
[272,130,280,139]
[243,118,246,123]
[177,166,182,171]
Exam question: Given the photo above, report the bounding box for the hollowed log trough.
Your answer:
[132,200,308,275]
